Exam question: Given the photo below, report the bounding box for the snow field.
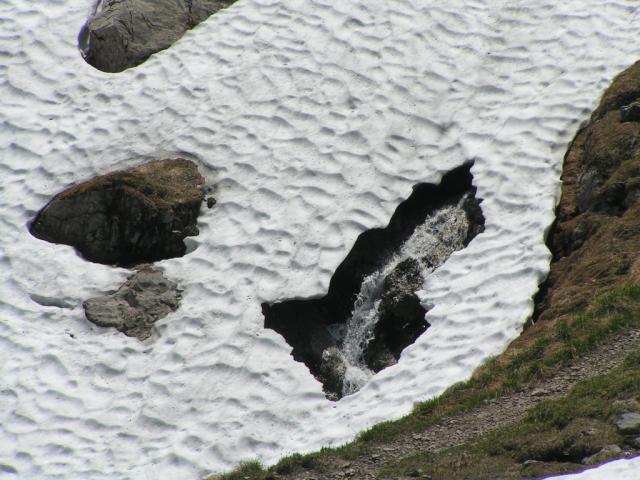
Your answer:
[1,0,640,478]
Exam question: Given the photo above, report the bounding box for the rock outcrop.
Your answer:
[534,60,640,324]
[84,266,181,340]
[616,412,640,435]
[80,0,237,72]
[365,257,426,373]
[30,158,205,265]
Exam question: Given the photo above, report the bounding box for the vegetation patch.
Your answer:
[379,349,640,479]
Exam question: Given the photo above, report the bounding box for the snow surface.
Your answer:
[543,456,640,480]
[1,0,639,478]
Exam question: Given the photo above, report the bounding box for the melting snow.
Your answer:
[1,0,639,478]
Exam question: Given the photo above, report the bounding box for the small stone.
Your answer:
[621,102,640,122]
[319,347,347,399]
[532,388,550,397]
[83,266,182,340]
[627,436,640,449]
[616,413,640,434]
[582,445,623,466]
[207,197,217,208]
[408,469,423,477]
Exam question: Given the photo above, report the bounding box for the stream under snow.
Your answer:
[339,196,473,396]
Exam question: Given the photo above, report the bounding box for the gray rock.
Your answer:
[30,159,204,265]
[82,0,237,72]
[319,347,347,399]
[616,412,640,435]
[84,266,181,340]
[582,444,623,466]
[621,102,640,122]
[366,257,427,372]
[627,436,640,449]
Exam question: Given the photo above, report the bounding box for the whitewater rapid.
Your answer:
[339,196,471,396]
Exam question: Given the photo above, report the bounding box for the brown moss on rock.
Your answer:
[593,61,640,120]
[30,158,205,265]
[534,62,640,325]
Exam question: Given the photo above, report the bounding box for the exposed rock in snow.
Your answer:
[264,163,485,399]
[29,159,204,265]
[84,266,182,340]
[80,0,237,72]
[319,347,347,399]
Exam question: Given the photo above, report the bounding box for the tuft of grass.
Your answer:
[210,461,266,480]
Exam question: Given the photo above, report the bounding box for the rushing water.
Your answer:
[339,195,473,396]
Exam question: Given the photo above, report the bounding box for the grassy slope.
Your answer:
[381,348,640,480]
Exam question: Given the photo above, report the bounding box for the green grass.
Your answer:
[211,461,264,480]
[380,348,640,479]
[207,285,640,480]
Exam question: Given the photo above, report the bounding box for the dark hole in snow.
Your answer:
[263,162,485,400]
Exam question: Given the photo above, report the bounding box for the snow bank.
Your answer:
[1,0,639,478]
[543,456,640,480]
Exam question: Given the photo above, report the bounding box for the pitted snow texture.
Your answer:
[543,456,640,480]
[1,0,640,479]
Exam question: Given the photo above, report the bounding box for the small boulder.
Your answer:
[319,347,347,398]
[620,102,640,122]
[30,159,205,265]
[367,257,428,371]
[581,444,623,466]
[627,436,640,449]
[83,266,181,340]
[616,412,640,435]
